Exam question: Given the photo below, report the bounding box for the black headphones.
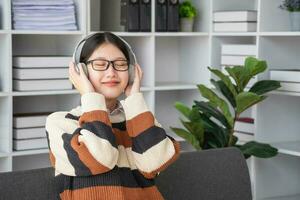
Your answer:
[72,32,136,85]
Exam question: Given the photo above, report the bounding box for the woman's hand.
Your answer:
[69,61,95,95]
[124,63,143,97]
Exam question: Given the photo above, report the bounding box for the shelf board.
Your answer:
[269,90,300,97]
[0,92,10,97]
[0,30,9,34]
[12,90,79,96]
[155,32,209,37]
[260,32,300,36]
[212,32,257,36]
[11,30,84,35]
[258,193,300,200]
[12,148,49,157]
[270,141,300,157]
[154,81,197,91]
[0,152,9,158]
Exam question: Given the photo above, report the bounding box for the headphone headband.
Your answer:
[72,32,137,66]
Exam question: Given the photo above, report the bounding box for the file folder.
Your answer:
[140,0,151,32]
[155,0,167,32]
[167,0,179,31]
[121,0,140,32]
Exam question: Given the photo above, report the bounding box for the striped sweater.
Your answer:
[45,92,181,200]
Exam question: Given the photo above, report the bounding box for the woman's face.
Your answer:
[86,42,129,100]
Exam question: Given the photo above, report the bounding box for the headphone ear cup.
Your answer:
[80,63,89,78]
[128,64,135,85]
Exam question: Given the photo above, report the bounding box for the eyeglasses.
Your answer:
[86,58,129,71]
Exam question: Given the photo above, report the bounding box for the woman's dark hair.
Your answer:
[80,32,130,63]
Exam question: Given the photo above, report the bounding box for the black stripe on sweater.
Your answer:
[112,121,126,131]
[65,113,80,121]
[55,166,155,193]
[61,131,92,176]
[131,126,167,154]
[81,121,118,149]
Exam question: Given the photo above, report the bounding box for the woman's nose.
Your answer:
[105,63,118,75]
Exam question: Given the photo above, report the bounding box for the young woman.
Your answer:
[45,32,180,200]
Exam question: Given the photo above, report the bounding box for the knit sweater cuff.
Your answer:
[121,92,149,120]
[81,92,107,113]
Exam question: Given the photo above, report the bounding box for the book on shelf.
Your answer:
[213,22,257,32]
[13,56,72,68]
[13,127,46,139]
[213,10,257,22]
[278,82,300,93]
[221,55,249,66]
[13,79,72,91]
[13,138,48,151]
[221,44,256,56]
[13,67,69,79]
[13,113,50,128]
[234,117,255,134]
[270,69,300,83]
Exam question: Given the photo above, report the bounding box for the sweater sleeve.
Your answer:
[120,92,181,179]
[45,92,119,176]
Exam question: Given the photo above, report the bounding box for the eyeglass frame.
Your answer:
[85,58,130,71]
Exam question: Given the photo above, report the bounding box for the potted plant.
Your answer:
[179,0,197,32]
[171,57,281,159]
[279,0,300,31]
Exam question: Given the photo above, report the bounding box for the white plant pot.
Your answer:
[289,12,300,31]
[180,18,194,32]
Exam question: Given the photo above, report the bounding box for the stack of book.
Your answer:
[213,10,257,32]
[13,113,50,151]
[221,44,257,87]
[270,69,300,93]
[13,56,72,91]
[12,0,77,31]
[234,117,255,144]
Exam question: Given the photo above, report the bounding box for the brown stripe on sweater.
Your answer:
[126,111,154,137]
[70,133,111,175]
[59,185,164,200]
[113,128,132,148]
[49,150,56,167]
[140,139,181,179]
[79,110,111,127]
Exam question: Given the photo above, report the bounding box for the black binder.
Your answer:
[167,0,179,32]
[121,0,140,32]
[155,0,167,32]
[140,0,151,32]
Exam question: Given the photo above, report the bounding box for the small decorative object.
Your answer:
[171,57,281,159]
[179,0,197,32]
[279,0,300,31]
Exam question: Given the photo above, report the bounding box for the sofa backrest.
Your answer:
[0,147,252,200]
[156,147,252,200]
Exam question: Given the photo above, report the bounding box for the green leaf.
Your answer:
[249,80,281,95]
[236,92,265,114]
[194,101,231,129]
[197,84,234,128]
[180,119,204,145]
[211,79,236,108]
[237,141,278,158]
[208,67,237,97]
[225,66,245,92]
[242,57,268,88]
[170,127,201,150]
[174,101,191,120]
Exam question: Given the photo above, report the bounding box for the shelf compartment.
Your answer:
[0,34,11,92]
[0,157,12,172]
[155,36,210,87]
[259,0,294,32]
[0,96,12,153]
[154,89,202,145]
[254,154,300,200]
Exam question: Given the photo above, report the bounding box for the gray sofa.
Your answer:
[0,147,252,200]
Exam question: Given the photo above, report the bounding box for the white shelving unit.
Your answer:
[0,0,299,199]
